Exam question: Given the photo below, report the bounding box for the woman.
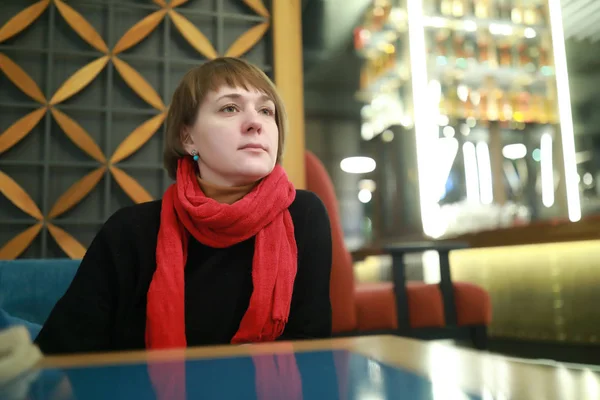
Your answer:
[35,57,333,354]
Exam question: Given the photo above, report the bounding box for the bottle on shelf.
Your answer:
[497,40,513,67]
[495,0,512,20]
[434,30,451,58]
[359,41,399,91]
[497,86,512,122]
[463,34,477,61]
[535,1,548,25]
[477,32,492,65]
[539,36,551,68]
[370,1,392,31]
[517,89,531,123]
[477,86,489,121]
[530,93,544,123]
[517,39,533,68]
[452,0,466,17]
[455,81,467,117]
[428,0,443,15]
[488,77,503,121]
[441,0,453,16]
[545,82,558,123]
[511,0,523,24]
[474,0,491,19]
[465,86,477,118]
[523,0,538,25]
[453,32,468,60]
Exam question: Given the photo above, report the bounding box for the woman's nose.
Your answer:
[242,112,262,134]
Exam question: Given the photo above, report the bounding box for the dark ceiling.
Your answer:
[301,0,371,119]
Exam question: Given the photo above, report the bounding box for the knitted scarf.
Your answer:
[146,157,297,349]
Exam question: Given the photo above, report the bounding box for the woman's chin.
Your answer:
[235,163,274,182]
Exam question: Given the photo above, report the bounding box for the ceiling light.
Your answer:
[381,130,394,142]
[460,124,470,136]
[400,115,413,128]
[358,189,373,203]
[443,126,455,138]
[489,23,513,36]
[361,123,374,141]
[463,20,477,32]
[524,27,537,39]
[340,157,376,174]
[437,115,450,126]
[457,85,469,102]
[502,143,527,160]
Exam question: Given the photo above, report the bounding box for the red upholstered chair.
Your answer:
[305,151,491,348]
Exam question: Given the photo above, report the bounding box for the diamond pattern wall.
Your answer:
[0,0,273,259]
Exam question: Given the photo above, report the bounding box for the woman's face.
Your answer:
[183,85,279,186]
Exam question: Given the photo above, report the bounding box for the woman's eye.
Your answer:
[260,108,275,116]
[221,105,237,113]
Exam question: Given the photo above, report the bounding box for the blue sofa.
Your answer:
[0,259,80,340]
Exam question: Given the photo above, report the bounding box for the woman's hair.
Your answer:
[163,57,288,180]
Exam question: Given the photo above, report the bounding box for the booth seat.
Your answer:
[0,153,491,348]
[305,151,491,348]
[0,259,80,339]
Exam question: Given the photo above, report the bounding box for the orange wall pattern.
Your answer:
[0,0,279,259]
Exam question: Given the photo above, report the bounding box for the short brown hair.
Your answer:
[163,57,288,180]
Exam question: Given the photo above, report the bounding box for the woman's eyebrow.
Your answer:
[215,93,273,103]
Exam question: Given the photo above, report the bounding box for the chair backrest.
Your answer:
[0,259,80,325]
[305,151,357,333]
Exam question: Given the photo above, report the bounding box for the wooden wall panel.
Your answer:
[0,0,301,259]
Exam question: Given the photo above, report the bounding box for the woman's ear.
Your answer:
[180,126,195,154]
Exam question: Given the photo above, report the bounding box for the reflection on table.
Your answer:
[7,335,600,400]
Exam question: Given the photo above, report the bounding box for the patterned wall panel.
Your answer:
[0,0,273,259]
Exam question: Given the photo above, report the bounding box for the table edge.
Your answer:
[36,335,397,369]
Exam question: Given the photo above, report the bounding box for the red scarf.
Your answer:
[146,157,297,349]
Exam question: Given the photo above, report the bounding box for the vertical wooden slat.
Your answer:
[273,0,305,189]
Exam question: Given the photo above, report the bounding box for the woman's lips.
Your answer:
[240,144,266,152]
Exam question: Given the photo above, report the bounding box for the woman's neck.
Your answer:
[197,175,256,205]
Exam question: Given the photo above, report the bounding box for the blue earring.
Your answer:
[191,150,199,161]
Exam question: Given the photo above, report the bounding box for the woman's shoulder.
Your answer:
[101,199,163,238]
[289,190,325,212]
[288,190,329,226]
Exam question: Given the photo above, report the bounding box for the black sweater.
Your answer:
[35,190,333,355]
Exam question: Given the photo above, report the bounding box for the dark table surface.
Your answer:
[9,335,598,400]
